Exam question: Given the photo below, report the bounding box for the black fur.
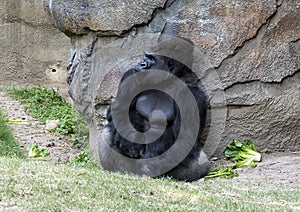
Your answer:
[99,53,210,181]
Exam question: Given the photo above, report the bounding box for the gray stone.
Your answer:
[45,120,59,131]
[0,0,70,92]
[45,0,300,157]
[44,0,167,36]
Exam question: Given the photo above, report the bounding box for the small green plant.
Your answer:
[5,86,89,146]
[69,149,97,168]
[28,144,50,158]
[73,151,91,163]
[0,111,24,158]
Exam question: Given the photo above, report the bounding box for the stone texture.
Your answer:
[0,0,70,91]
[44,0,167,36]
[223,73,300,153]
[217,1,300,86]
[45,0,300,157]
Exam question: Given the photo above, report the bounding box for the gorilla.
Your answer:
[99,39,210,182]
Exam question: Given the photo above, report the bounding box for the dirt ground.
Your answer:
[0,91,80,163]
[216,152,300,186]
[0,91,299,185]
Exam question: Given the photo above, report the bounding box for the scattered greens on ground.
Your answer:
[28,144,50,158]
[5,86,89,147]
[207,139,262,179]
[69,148,97,168]
[224,139,262,168]
[205,167,238,179]
[0,111,24,158]
[1,86,262,179]
[71,151,91,164]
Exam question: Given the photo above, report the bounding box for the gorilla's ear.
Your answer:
[167,60,174,71]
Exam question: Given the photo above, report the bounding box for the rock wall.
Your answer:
[44,0,300,157]
[0,0,70,90]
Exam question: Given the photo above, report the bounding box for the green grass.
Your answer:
[0,157,299,211]
[4,86,88,147]
[0,111,24,158]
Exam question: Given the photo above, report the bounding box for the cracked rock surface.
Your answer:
[44,0,300,157]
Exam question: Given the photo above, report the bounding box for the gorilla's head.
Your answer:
[135,38,197,83]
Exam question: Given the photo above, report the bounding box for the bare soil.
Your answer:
[0,91,299,186]
[212,152,300,186]
[0,91,80,163]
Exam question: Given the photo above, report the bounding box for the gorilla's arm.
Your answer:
[106,101,147,159]
[189,84,207,141]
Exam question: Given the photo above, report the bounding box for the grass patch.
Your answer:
[0,111,23,158]
[4,86,88,147]
[68,146,98,168]
[0,157,299,211]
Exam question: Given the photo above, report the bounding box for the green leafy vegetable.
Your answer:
[206,139,262,179]
[224,139,262,168]
[28,144,50,158]
[205,167,238,179]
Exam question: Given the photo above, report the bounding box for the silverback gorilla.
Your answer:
[99,38,211,182]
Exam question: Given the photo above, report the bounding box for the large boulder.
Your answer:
[44,0,300,157]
